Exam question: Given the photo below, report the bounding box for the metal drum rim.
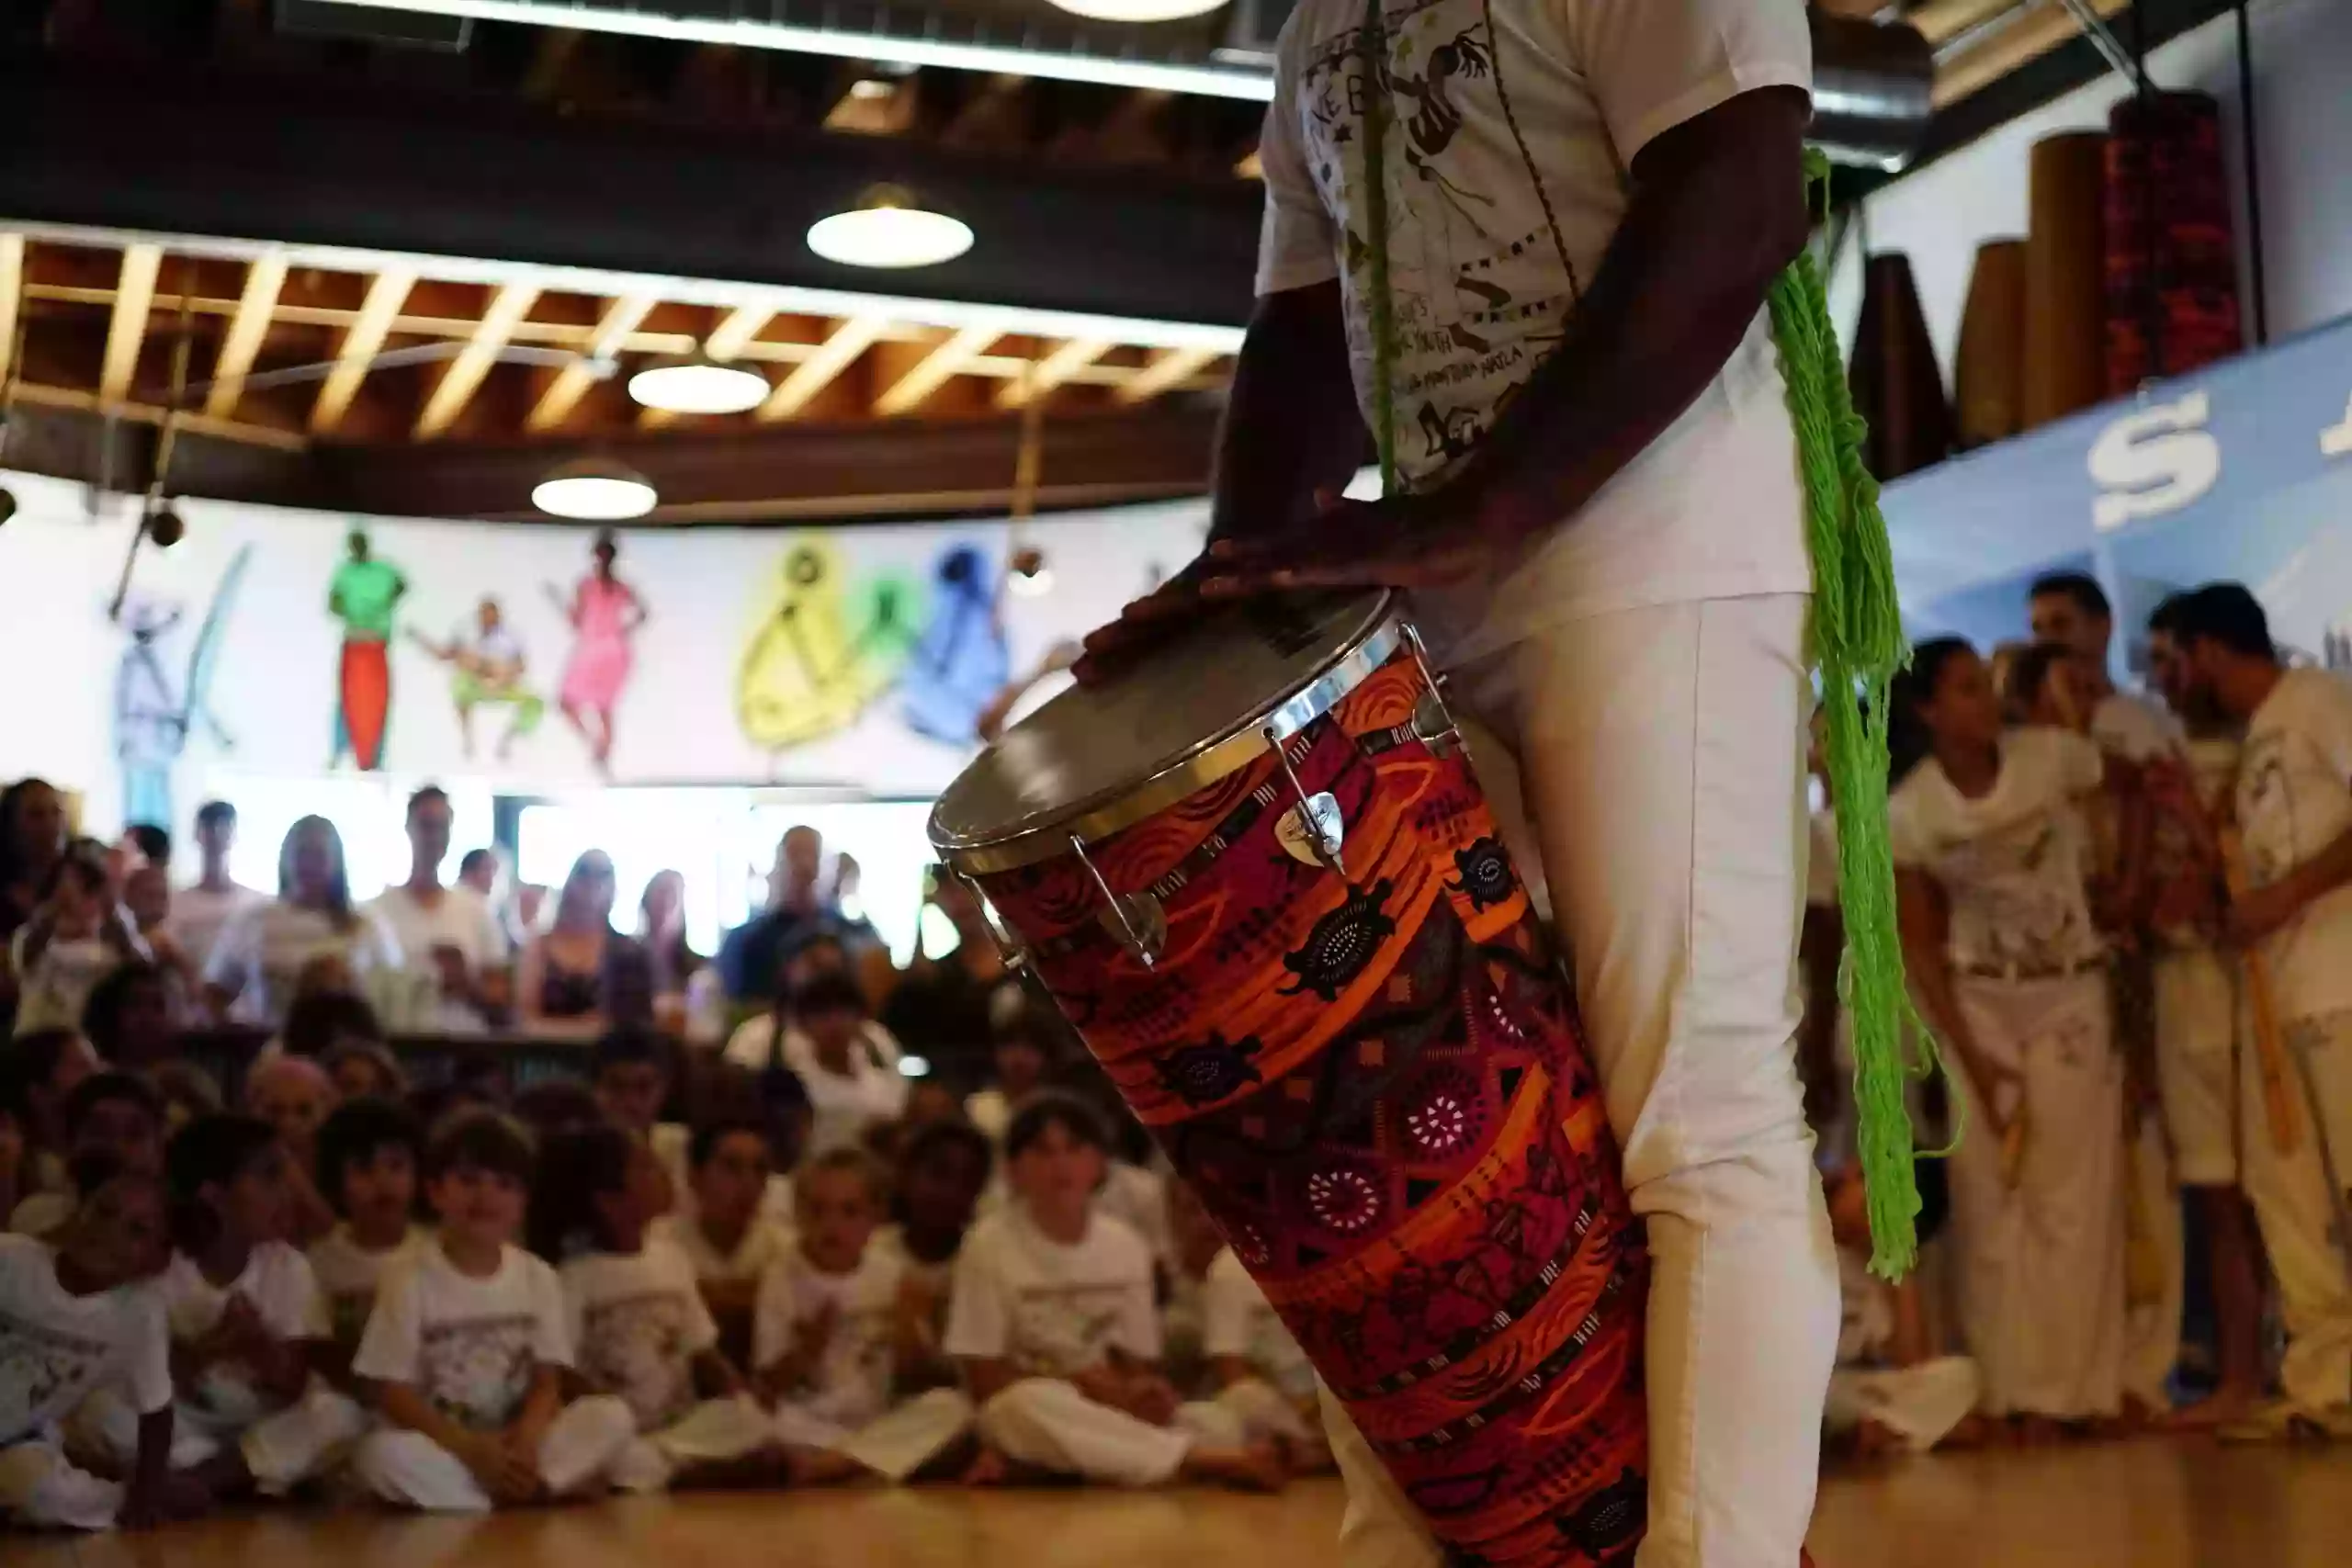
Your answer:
[928,592,1406,875]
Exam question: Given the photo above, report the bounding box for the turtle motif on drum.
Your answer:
[1448,836,1517,911]
[1152,1031,1265,1107]
[1279,877,1398,1000]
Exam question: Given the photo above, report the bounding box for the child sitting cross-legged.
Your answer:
[74,1114,368,1502]
[654,1117,792,1371]
[754,1146,976,1483]
[1163,1178,1331,1472]
[945,1093,1283,1491]
[534,1123,788,1493]
[308,1098,428,1364]
[0,1170,184,1530]
[349,1110,637,1512]
[871,1118,992,1393]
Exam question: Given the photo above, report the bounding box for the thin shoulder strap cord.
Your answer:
[1349,17,1920,1271]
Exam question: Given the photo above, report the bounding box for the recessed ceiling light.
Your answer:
[533,457,657,520]
[627,356,769,414]
[1046,0,1227,20]
[808,187,974,270]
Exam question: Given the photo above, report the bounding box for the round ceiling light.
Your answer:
[1046,0,1226,20]
[808,187,974,270]
[627,356,769,415]
[533,457,657,521]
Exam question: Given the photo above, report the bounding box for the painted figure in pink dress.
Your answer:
[548,529,648,773]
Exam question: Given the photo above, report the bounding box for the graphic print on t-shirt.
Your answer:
[580,1288,698,1428]
[0,1307,116,1437]
[421,1313,537,1428]
[1286,0,1575,484]
[1929,812,2096,973]
[1011,1282,1139,1378]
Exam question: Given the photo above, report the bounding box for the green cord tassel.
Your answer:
[1769,148,1925,1279]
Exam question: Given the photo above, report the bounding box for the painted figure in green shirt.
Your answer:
[328,528,406,771]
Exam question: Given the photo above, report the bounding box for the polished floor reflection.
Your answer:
[17,1442,2352,1568]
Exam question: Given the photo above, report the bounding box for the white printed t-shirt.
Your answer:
[1203,1247,1316,1402]
[2238,668,2352,1022]
[753,1245,902,1427]
[309,1226,427,1348]
[204,900,402,1027]
[368,884,511,1028]
[2091,690,2183,765]
[156,1242,327,1425]
[1255,0,1815,662]
[652,1213,793,1288]
[353,1239,571,1430]
[560,1239,718,1431]
[944,1208,1160,1378]
[165,885,265,976]
[0,1235,172,1445]
[1889,728,2106,978]
[8,932,128,1038]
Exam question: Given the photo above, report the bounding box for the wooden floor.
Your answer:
[19,1440,2352,1568]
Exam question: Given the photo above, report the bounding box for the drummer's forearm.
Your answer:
[1464,88,1812,544]
[1208,280,1370,544]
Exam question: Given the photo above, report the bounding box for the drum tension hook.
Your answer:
[1402,620,1464,762]
[1266,725,1347,877]
[950,870,1032,974]
[1069,833,1167,969]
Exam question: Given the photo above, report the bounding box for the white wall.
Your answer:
[1829,0,2352,378]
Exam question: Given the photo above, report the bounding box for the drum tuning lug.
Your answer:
[1069,834,1167,969]
[1281,790,1348,871]
[952,871,1032,974]
[1401,620,1469,765]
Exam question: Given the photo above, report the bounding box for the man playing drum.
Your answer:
[1084,4,1867,1563]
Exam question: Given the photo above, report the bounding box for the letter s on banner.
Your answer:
[2089,391,2222,533]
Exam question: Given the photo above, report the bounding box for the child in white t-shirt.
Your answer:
[349,1111,636,1512]
[0,1173,179,1530]
[946,1094,1282,1490]
[592,1028,692,1191]
[871,1120,993,1395]
[309,1098,429,1366]
[74,1114,367,1499]
[535,1124,784,1492]
[1162,1178,1329,1470]
[7,847,145,1037]
[754,1147,975,1483]
[9,1070,167,1241]
[652,1118,793,1370]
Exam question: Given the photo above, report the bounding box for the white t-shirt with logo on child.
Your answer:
[155,1242,328,1426]
[944,1207,1160,1378]
[0,1235,173,1446]
[753,1243,903,1428]
[560,1238,718,1432]
[352,1239,571,1430]
[2238,667,2352,1022]
[308,1225,427,1349]
[1254,0,1815,665]
[1202,1247,1317,1403]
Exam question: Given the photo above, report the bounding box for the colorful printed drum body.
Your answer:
[964,643,1650,1568]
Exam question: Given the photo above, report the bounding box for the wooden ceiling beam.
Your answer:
[0,234,20,389]
[1114,345,1222,405]
[525,289,656,433]
[703,304,775,361]
[97,243,163,404]
[875,325,998,417]
[1933,0,2129,107]
[311,265,416,434]
[757,313,887,422]
[202,252,288,419]
[996,337,1113,411]
[414,281,540,438]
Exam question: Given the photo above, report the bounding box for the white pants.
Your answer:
[609,1395,778,1495]
[351,1395,637,1513]
[1823,1358,1982,1452]
[1174,1379,1328,1466]
[974,1380,1191,1487]
[1384,593,1833,1568]
[0,1434,124,1531]
[2246,1010,2352,1411]
[1946,975,2127,1419]
[2154,946,2239,1186]
[2121,1108,2185,1412]
[75,1379,369,1495]
[768,1389,975,1482]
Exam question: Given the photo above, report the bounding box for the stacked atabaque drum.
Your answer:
[1851,90,2245,480]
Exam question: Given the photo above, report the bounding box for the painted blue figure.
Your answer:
[109,548,251,832]
[899,542,1010,745]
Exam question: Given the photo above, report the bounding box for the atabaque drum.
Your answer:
[931,592,1648,1567]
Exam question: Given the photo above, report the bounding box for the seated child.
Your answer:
[964,1010,1053,1145]
[1823,1164,1981,1457]
[656,1117,793,1370]
[534,1123,783,1492]
[309,1098,428,1361]
[10,1071,166,1239]
[593,1027,689,1195]
[243,1055,340,1247]
[945,1094,1281,1491]
[1163,1179,1330,1471]
[0,1029,99,1205]
[872,1119,992,1393]
[0,1171,179,1531]
[75,1114,366,1499]
[754,1146,974,1483]
[350,1110,637,1512]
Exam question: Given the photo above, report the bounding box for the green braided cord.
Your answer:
[1358,0,1400,495]
[1769,147,1928,1279]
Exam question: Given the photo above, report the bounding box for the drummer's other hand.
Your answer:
[1200,491,1487,596]
[1072,560,1216,686]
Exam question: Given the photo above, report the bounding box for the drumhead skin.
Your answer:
[931,591,1403,874]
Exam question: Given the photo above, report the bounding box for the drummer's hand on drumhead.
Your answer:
[1072,557,1219,686]
[1197,489,1487,596]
